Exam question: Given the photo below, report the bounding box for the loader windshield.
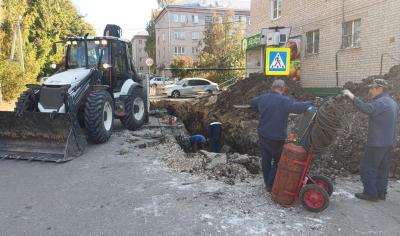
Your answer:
[66,41,109,69]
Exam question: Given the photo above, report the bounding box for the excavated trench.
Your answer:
[153,67,400,179]
[150,110,262,185]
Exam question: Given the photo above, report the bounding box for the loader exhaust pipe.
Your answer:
[84,33,89,69]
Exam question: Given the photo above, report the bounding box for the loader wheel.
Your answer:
[300,184,330,213]
[307,175,334,196]
[120,88,147,130]
[84,90,114,143]
[14,90,37,114]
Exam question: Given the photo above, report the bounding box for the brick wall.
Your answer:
[250,0,400,87]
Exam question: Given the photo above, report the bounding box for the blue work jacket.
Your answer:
[251,91,312,140]
[353,93,399,147]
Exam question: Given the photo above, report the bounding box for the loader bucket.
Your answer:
[0,111,87,162]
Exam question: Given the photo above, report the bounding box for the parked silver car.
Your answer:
[149,76,174,87]
[163,78,219,98]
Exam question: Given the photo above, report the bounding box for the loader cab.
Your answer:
[64,38,138,93]
[65,40,109,70]
[110,39,132,92]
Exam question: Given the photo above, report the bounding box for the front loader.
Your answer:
[0,25,148,162]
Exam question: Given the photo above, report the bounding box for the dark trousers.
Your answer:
[360,146,393,197]
[259,135,285,189]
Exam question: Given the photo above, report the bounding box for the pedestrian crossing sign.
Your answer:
[265,48,291,75]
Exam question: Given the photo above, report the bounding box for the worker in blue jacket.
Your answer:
[251,79,313,192]
[343,78,398,202]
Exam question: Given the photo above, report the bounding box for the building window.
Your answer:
[192,32,200,40]
[234,16,245,23]
[192,47,199,54]
[271,0,282,20]
[342,19,361,48]
[174,31,185,40]
[192,15,199,23]
[138,48,142,53]
[139,57,143,62]
[306,30,320,54]
[162,33,165,41]
[205,16,212,24]
[174,46,185,55]
[139,40,142,45]
[173,14,186,23]
[214,16,222,23]
[140,66,143,71]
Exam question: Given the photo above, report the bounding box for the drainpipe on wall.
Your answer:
[335,51,340,87]
[168,11,171,76]
[335,0,345,88]
[168,11,171,55]
[380,53,400,75]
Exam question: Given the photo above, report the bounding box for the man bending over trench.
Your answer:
[251,79,313,192]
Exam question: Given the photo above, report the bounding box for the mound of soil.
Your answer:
[152,75,314,155]
[322,65,400,177]
[215,74,314,115]
[153,66,400,179]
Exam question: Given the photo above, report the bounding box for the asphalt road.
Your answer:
[0,123,400,236]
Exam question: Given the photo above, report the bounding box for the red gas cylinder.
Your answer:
[272,143,308,206]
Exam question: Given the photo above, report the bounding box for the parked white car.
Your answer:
[163,78,219,98]
[149,77,174,87]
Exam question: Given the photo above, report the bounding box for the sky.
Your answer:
[71,0,158,39]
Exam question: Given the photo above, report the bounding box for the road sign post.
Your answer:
[145,58,154,73]
[144,58,154,114]
[265,48,291,76]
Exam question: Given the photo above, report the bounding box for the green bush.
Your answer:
[0,61,29,101]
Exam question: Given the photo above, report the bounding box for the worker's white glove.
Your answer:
[342,89,355,100]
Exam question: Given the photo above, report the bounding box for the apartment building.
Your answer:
[249,0,400,89]
[131,33,149,75]
[154,2,250,72]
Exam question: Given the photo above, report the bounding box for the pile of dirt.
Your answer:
[153,66,400,179]
[162,133,261,185]
[318,65,400,178]
[214,74,314,116]
[152,74,314,155]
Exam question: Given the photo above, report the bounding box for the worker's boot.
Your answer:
[378,193,386,201]
[355,192,378,202]
[265,186,272,193]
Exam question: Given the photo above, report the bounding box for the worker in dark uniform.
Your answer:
[251,79,313,192]
[343,78,398,201]
[190,134,207,152]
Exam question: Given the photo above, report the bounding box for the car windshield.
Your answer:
[66,41,109,69]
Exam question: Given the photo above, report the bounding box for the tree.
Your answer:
[144,10,158,73]
[0,0,94,101]
[197,11,246,83]
[170,56,194,79]
[144,0,176,74]
[157,0,176,8]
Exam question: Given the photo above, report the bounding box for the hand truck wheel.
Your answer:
[300,184,330,213]
[307,175,334,196]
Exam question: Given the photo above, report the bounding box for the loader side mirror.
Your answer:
[52,44,57,54]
